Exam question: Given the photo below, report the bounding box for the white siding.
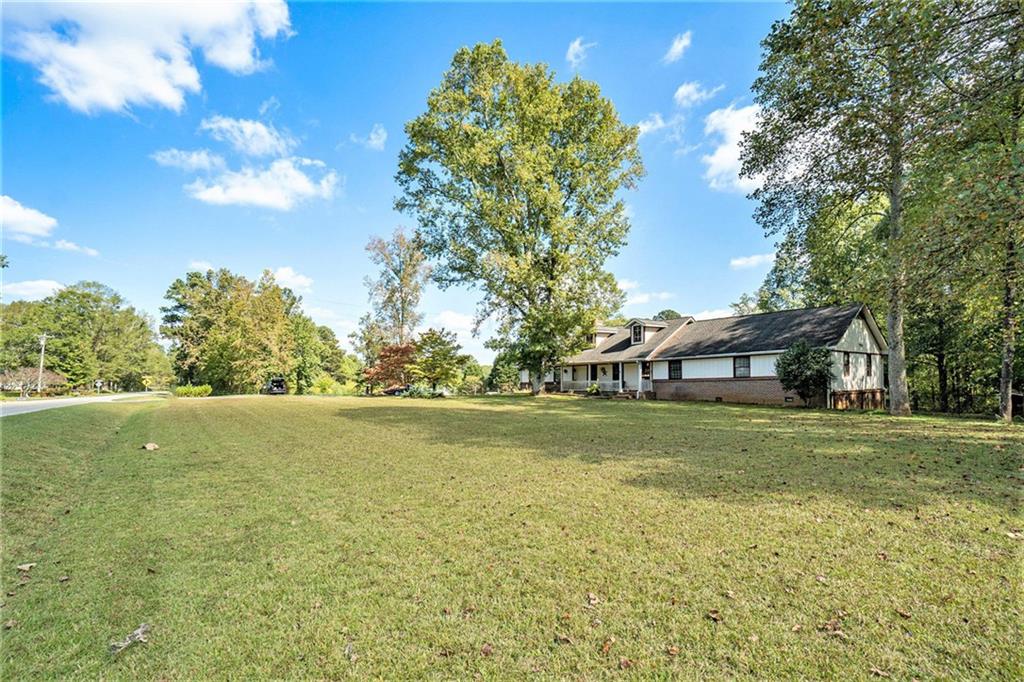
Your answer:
[652,361,668,380]
[831,350,884,391]
[519,369,529,384]
[680,357,734,378]
[623,363,639,389]
[834,317,884,353]
[751,354,781,377]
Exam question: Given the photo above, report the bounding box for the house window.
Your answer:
[586,334,595,345]
[843,352,851,376]
[733,356,751,378]
[632,325,643,344]
[612,364,620,380]
[866,354,872,377]
[668,360,682,380]
[589,365,598,381]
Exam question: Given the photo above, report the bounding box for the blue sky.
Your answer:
[1,1,787,362]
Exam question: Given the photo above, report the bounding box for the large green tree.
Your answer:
[742,0,963,416]
[395,40,643,394]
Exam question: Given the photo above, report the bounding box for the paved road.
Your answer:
[0,392,161,418]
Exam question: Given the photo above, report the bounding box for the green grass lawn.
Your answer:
[2,396,1021,679]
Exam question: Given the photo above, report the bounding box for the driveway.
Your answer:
[0,392,162,418]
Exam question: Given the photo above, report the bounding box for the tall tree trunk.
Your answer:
[886,153,912,416]
[937,350,949,413]
[530,368,543,396]
[998,228,1018,421]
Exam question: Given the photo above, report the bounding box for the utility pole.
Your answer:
[37,333,48,393]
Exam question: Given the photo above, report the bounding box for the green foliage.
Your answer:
[586,382,601,395]
[408,328,467,390]
[161,268,347,394]
[652,309,682,321]
[174,384,213,398]
[775,341,832,407]
[0,282,164,389]
[402,384,442,399]
[396,40,643,392]
[486,351,521,392]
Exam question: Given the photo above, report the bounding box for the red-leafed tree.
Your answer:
[362,343,416,392]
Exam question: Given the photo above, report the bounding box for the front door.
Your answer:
[589,365,598,382]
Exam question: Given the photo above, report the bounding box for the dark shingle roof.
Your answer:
[654,303,866,358]
[564,317,691,364]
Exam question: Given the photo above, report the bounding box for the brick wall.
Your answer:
[832,389,885,410]
[653,377,810,406]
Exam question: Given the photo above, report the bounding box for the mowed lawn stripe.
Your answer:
[2,396,1020,678]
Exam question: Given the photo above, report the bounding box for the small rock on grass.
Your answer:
[141,443,159,451]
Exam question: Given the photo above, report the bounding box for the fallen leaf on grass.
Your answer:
[619,657,634,670]
[58,576,70,583]
[586,592,601,607]
[16,563,36,572]
[480,643,494,656]
[666,645,679,656]
[707,609,722,622]
[3,620,16,630]
[748,634,759,643]
[141,443,159,451]
[870,667,890,677]
[554,634,574,645]
[601,636,615,654]
[895,608,911,619]
[109,623,150,656]
[791,624,802,632]
[815,575,828,584]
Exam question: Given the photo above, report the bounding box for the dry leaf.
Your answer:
[3,620,16,630]
[896,608,911,619]
[480,643,494,656]
[618,657,634,670]
[748,634,759,643]
[58,576,70,583]
[815,575,828,584]
[601,636,616,654]
[707,609,722,622]
[586,592,601,607]
[16,563,36,572]
[791,624,802,632]
[666,645,680,656]
[141,442,159,451]
[554,634,574,645]
[870,667,891,678]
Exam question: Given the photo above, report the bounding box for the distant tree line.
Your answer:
[160,268,360,395]
[0,282,171,393]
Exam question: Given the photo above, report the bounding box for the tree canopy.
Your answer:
[396,40,643,393]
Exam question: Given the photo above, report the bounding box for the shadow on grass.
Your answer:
[335,397,1023,513]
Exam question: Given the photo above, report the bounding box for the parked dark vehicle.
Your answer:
[261,377,287,395]
[382,384,411,396]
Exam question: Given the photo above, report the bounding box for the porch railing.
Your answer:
[561,379,623,392]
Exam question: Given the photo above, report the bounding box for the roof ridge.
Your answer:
[686,302,862,325]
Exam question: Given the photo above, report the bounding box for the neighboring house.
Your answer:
[519,303,888,409]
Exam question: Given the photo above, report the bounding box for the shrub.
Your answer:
[775,341,832,406]
[310,374,341,395]
[174,384,213,398]
[403,384,442,399]
[586,382,601,395]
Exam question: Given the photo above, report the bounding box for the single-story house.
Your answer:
[519,303,888,409]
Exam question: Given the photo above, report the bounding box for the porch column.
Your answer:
[636,360,642,399]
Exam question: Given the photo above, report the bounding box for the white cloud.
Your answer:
[186,157,339,211]
[258,96,280,116]
[1,195,57,239]
[350,123,387,151]
[730,252,776,269]
[432,310,475,334]
[637,113,668,138]
[273,266,313,292]
[566,37,596,70]
[189,260,214,271]
[662,31,692,64]
[151,148,225,172]
[2,279,64,301]
[626,291,674,306]
[199,115,297,156]
[673,82,724,108]
[692,308,733,320]
[617,278,640,292]
[53,239,99,257]
[702,104,762,192]
[2,1,291,114]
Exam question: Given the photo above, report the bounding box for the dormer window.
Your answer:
[631,324,643,344]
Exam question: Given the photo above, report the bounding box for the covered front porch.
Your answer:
[558,362,652,395]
